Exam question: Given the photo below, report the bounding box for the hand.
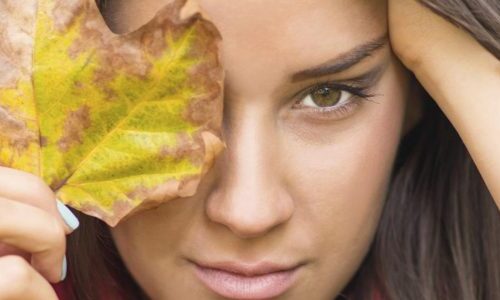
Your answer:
[388,0,500,209]
[0,167,80,299]
[388,0,496,73]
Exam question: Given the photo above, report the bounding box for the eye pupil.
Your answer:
[311,87,341,107]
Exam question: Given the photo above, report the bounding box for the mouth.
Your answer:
[188,259,303,300]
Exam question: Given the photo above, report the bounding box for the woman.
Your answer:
[0,0,498,299]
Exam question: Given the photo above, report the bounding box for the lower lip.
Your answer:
[192,263,299,300]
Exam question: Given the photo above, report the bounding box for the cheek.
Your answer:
[109,197,202,297]
[283,61,408,285]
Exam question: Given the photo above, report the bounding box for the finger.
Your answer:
[0,166,79,234]
[0,255,58,300]
[0,242,29,261]
[0,196,66,283]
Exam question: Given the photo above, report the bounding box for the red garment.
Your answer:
[51,279,126,299]
[51,281,72,299]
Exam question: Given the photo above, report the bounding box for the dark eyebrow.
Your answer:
[291,34,388,82]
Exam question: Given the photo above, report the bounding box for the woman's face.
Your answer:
[108,0,417,299]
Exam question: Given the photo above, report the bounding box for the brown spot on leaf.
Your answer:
[67,198,134,227]
[121,175,201,224]
[0,105,37,151]
[52,0,85,32]
[158,132,204,166]
[183,89,221,126]
[0,0,36,88]
[127,180,181,203]
[107,200,136,226]
[0,57,21,89]
[181,17,224,130]
[59,0,153,89]
[40,135,48,146]
[58,105,91,152]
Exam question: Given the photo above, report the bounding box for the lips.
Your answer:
[189,259,302,299]
[193,260,301,276]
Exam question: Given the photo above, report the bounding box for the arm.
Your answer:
[389,0,500,210]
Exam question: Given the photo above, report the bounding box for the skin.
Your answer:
[108,0,417,299]
[0,0,497,299]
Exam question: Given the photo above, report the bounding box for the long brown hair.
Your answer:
[64,1,500,299]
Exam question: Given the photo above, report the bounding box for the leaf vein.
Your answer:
[59,28,197,184]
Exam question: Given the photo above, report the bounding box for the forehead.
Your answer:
[201,0,385,49]
[197,0,387,92]
[200,0,385,35]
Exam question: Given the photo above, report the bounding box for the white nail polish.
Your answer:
[56,199,80,230]
[61,255,67,281]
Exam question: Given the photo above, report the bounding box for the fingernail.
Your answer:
[60,255,67,281]
[56,199,80,231]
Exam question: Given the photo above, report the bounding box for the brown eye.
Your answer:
[310,87,341,107]
[300,86,351,109]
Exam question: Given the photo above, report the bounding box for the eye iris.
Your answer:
[311,87,341,107]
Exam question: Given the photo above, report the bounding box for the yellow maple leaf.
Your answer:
[0,0,225,226]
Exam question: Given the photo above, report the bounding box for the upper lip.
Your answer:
[190,259,302,276]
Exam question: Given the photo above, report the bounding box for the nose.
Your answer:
[205,107,294,239]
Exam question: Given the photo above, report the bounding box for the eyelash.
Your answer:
[293,82,375,119]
